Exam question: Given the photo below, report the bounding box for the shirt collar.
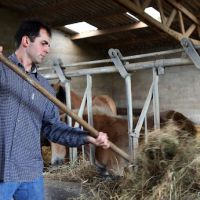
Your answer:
[8,53,39,79]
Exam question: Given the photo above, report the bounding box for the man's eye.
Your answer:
[41,41,50,47]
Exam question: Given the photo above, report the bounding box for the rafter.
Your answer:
[178,11,185,34]
[166,9,177,28]
[70,22,147,40]
[165,0,200,26]
[185,24,196,37]
[113,0,200,45]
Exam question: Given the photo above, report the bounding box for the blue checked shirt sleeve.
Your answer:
[41,100,89,147]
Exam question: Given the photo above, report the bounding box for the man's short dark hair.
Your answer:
[15,19,52,48]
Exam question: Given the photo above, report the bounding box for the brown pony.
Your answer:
[47,82,117,165]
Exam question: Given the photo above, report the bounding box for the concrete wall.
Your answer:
[107,63,200,123]
[43,30,104,66]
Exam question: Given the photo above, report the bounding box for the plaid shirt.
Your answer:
[0,54,88,182]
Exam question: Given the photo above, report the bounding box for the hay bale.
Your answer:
[139,122,180,176]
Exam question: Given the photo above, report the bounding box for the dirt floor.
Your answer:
[45,179,82,200]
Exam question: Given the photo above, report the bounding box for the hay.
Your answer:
[118,121,200,200]
[42,146,51,167]
[44,121,200,199]
[44,160,121,199]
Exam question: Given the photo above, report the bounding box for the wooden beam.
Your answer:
[166,9,177,28]
[178,11,185,34]
[185,24,196,37]
[71,22,147,40]
[113,0,200,45]
[165,0,200,26]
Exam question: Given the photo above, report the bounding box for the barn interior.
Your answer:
[1,0,200,199]
[1,0,200,120]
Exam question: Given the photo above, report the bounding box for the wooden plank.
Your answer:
[71,22,147,40]
[185,24,196,37]
[166,9,177,28]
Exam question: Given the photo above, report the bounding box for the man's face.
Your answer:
[27,28,51,64]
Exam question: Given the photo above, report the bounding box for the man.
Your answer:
[0,20,110,200]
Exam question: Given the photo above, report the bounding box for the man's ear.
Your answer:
[21,36,30,47]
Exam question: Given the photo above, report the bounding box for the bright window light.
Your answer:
[64,22,98,33]
[145,7,161,22]
[126,12,139,22]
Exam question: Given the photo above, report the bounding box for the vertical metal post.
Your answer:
[125,75,134,153]
[53,59,77,162]
[73,87,88,161]
[144,115,148,144]
[152,67,160,129]
[86,75,95,165]
[108,48,134,154]
[64,81,78,161]
[64,81,72,126]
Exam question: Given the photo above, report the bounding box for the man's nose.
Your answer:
[44,46,50,54]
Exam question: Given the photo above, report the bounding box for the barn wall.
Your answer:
[100,63,200,124]
[42,29,105,68]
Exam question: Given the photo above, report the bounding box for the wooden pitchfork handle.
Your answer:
[0,54,132,163]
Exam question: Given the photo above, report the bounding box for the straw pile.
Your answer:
[44,121,200,199]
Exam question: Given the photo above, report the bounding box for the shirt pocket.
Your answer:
[28,87,47,119]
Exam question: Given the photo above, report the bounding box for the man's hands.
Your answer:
[87,132,110,149]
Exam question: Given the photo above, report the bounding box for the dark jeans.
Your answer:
[0,176,44,200]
